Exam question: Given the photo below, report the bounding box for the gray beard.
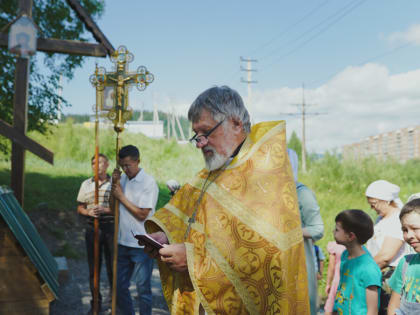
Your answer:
[203,147,229,171]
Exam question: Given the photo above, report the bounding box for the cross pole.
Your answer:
[0,0,114,206]
[90,45,154,315]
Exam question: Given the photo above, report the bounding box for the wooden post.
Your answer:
[10,0,32,206]
[0,0,115,206]
[11,57,30,205]
[93,118,100,314]
[111,132,121,315]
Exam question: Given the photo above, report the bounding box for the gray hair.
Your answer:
[188,86,251,133]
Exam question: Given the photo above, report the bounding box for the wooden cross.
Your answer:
[90,46,154,131]
[0,0,115,206]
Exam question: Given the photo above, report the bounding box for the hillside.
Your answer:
[1,122,420,301]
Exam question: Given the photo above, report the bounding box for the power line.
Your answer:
[240,57,258,114]
[307,42,413,87]
[279,84,327,172]
[261,0,366,70]
[248,0,331,57]
[260,0,360,62]
[224,0,335,85]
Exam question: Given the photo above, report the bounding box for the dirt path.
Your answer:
[27,208,169,315]
[50,259,169,315]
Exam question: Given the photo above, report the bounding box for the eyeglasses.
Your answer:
[189,119,225,146]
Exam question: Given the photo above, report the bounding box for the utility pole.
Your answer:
[279,83,326,173]
[171,107,178,141]
[240,56,258,111]
[300,84,308,173]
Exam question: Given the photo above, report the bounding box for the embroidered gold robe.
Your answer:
[145,121,309,314]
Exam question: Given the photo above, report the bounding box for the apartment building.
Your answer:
[342,125,420,162]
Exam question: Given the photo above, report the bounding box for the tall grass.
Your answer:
[301,153,420,247]
[299,152,420,298]
[0,121,203,211]
[1,122,420,297]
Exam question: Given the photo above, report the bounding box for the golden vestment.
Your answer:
[146,121,309,314]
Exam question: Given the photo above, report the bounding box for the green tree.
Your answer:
[288,131,302,160]
[0,0,105,153]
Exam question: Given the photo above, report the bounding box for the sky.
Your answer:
[59,0,420,153]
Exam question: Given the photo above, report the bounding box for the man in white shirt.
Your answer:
[111,145,159,315]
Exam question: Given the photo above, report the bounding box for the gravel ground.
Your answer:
[50,259,169,315]
[27,208,169,315]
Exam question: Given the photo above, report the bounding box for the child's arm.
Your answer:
[365,285,379,315]
[387,291,401,315]
[325,253,336,294]
[318,259,324,280]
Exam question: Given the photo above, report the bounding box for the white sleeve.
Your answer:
[76,180,88,203]
[384,215,404,241]
[138,179,159,210]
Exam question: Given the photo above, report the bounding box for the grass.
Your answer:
[2,122,420,298]
[299,153,420,299]
[0,122,204,212]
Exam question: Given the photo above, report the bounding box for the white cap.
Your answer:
[407,193,420,203]
[166,179,180,193]
[365,179,403,208]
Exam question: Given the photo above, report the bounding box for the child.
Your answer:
[314,244,326,281]
[333,209,382,315]
[324,241,346,315]
[387,198,420,315]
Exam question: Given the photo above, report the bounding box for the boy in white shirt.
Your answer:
[112,145,159,315]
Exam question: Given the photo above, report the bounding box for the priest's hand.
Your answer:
[159,243,188,272]
[139,232,169,259]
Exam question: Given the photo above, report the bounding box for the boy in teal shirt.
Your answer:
[333,209,382,315]
[388,199,420,314]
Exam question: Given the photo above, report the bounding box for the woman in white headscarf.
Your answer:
[288,149,324,315]
[365,179,407,315]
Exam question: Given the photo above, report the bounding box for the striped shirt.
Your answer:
[77,176,113,225]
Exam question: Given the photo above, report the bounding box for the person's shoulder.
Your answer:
[79,177,93,188]
[406,253,420,265]
[341,249,349,260]
[296,184,318,208]
[138,169,158,186]
[327,241,346,254]
[362,252,381,270]
[296,182,310,193]
[383,212,401,224]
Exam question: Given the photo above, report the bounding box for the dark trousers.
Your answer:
[85,223,114,303]
[379,266,395,315]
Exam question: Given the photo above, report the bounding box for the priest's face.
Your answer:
[191,110,237,171]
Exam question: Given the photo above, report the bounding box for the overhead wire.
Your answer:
[248,0,331,57]
[260,0,361,62]
[223,0,331,85]
[307,42,413,87]
[225,0,367,87]
[261,0,367,71]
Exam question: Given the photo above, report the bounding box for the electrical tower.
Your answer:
[240,56,258,110]
[279,84,326,173]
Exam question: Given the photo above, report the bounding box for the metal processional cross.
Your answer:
[89,45,154,315]
[90,45,154,131]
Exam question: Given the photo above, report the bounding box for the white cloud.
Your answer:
[248,63,420,153]
[388,24,420,46]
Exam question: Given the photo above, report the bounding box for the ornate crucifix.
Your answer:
[0,0,114,206]
[90,45,154,131]
[90,45,154,315]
